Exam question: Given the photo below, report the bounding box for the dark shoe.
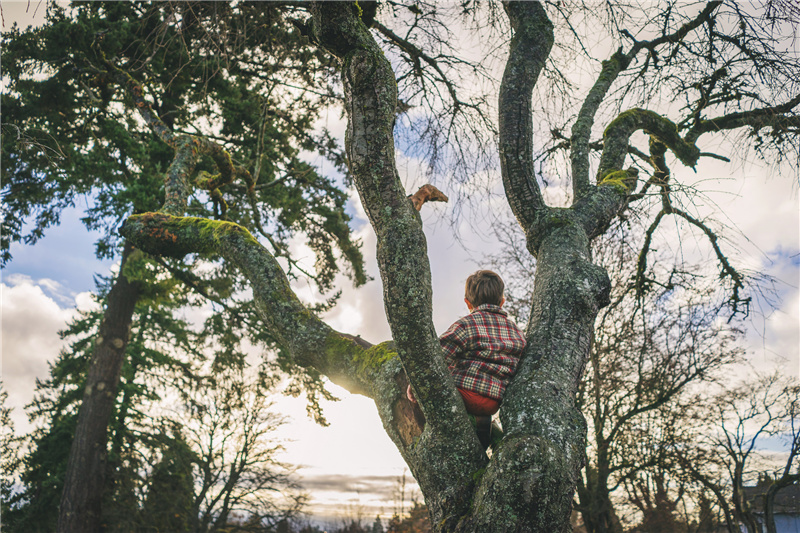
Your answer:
[472,415,492,449]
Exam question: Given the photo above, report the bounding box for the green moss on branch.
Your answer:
[598,168,639,195]
[120,212,254,258]
[600,108,700,178]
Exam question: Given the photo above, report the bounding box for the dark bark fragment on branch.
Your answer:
[409,184,449,211]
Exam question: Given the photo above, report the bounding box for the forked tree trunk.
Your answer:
[118,3,711,531]
[57,242,141,533]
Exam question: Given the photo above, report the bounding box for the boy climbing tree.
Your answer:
[408,270,526,449]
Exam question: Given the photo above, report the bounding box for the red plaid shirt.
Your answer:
[440,304,526,401]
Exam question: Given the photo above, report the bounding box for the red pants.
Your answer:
[457,388,501,416]
[406,385,500,416]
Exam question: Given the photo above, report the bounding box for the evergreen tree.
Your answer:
[139,432,195,533]
[2,3,367,530]
[3,273,201,531]
[6,274,303,532]
[0,383,22,522]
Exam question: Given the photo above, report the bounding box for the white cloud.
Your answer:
[0,277,89,434]
[750,280,800,379]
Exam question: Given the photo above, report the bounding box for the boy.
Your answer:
[409,270,527,446]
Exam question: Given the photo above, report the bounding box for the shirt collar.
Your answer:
[471,303,507,316]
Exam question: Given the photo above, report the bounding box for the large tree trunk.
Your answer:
[455,221,610,532]
[58,242,141,533]
[119,3,707,531]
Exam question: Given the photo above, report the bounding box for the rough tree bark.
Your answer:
[57,242,142,533]
[113,2,797,531]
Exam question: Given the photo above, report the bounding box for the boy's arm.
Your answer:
[439,323,466,369]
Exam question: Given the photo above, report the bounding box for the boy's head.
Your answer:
[464,270,505,309]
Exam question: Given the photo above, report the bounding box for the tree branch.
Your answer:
[373,21,463,110]
[571,49,631,200]
[571,109,700,242]
[599,108,700,178]
[309,1,469,435]
[670,208,747,316]
[570,1,722,201]
[684,93,800,144]
[119,212,390,397]
[309,4,487,527]
[626,2,721,55]
[498,1,554,228]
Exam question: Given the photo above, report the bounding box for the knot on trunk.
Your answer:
[578,261,612,311]
[525,207,581,257]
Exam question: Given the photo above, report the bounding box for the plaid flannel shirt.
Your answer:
[439,304,526,401]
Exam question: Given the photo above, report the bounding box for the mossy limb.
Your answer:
[598,170,632,194]
[120,212,257,258]
[354,341,398,374]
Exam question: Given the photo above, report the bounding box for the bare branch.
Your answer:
[571,49,631,200]
[498,1,554,226]
[671,208,748,317]
[569,1,722,201]
[374,21,463,109]
[685,92,800,144]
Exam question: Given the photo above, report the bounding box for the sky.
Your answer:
[1,0,799,525]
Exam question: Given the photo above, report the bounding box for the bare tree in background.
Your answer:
[681,373,800,533]
[181,366,306,532]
